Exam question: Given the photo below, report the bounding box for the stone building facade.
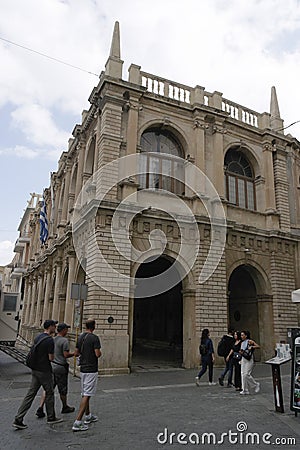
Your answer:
[19,22,300,374]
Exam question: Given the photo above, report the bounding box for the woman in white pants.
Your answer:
[240,330,260,395]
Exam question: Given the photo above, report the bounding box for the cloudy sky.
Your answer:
[1,0,300,265]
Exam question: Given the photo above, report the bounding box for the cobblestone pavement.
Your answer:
[1,352,299,450]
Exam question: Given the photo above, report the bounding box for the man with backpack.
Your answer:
[35,322,75,418]
[218,327,235,387]
[13,320,63,429]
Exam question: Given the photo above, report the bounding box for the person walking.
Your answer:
[13,320,63,429]
[195,329,216,386]
[72,319,101,432]
[36,323,75,418]
[218,327,235,387]
[226,330,242,391]
[240,330,260,395]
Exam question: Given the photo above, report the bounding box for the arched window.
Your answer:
[225,148,256,210]
[139,129,185,195]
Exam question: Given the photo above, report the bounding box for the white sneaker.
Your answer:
[72,421,88,431]
[84,414,98,424]
[254,382,260,394]
[209,382,217,386]
[240,390,250,395]
[195,377,200,387]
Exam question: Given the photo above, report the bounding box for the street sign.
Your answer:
[71,283,88,300]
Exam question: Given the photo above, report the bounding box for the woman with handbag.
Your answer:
[240,330,260,395]
[226,331,242,391]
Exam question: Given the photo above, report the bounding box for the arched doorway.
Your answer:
[132,256,183,368]
[228,264,274,360]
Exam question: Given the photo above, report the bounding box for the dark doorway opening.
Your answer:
[132,256,183,368]
[228,264,261,360]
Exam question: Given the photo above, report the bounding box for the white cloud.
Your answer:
[0,240,14,266]
[0,145,39,159]
[11,104,70,149]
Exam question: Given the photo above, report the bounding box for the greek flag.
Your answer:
[40,198,48,245]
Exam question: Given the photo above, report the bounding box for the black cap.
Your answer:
[57,323,71,332]
[43,319,58,329]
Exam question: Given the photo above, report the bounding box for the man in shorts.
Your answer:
[72,319,101,431]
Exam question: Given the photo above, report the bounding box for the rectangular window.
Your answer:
[138,153,147,189]
[247,181,255,210]
[148,156,160,189]
[228,175,237,204]
[3,294,18,312]
[162,158,172,192]
[238,179,246,208]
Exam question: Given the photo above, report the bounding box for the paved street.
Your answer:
[0,352,299,450]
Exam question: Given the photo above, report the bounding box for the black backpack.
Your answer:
[25,335,51,369]
[199,343,208,356]
[217,336,227,357]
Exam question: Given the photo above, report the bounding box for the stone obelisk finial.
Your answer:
[105,21,123,78]
[270,86,283,132]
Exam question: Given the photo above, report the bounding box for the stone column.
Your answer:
[64,252,76,327]
[212,123,225,198]
[75,142,85,205]
[127,97,139,155]
[60,163,72,225]
[42,268,52,322]
[28,276,38,325]
[193,117,205,173]
[257,295,275,360]
[182,288,197,368]
[34,271,44,327]
[51,260,62,322]
[22,277,32,326]
[263,143,276,211]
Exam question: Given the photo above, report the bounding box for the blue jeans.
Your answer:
[15,370,55,421]
[197,355,213,382]
[220,358,233,384]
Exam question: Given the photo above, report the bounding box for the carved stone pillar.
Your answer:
[51,261,62,322]
[34,271,44,327]
[257,294,275,360]
[212,124,225,198]
[64,252,76,327]
[193,117,205,173]
[263,143,276,212]
[23,278,32,326]
[182,288,197,368]
[60,164,72,226]
[29,276,38,325]
[75,142,85,204]
[42,268,52,322]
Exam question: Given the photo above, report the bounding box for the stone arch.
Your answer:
[69,163,78,213]
[129,252,196,369]
[84,136,96,178]
[227,262,274,360]
[224,142,261,178]
[138,120,189,159]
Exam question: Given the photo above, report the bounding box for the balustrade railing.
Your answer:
[140,70,262,129]
[221,99,259,128]
[141,72,191,104]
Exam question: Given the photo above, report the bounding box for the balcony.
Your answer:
[10,262,26,279]
[13,233,31,253]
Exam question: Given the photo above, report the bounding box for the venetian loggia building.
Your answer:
[17,22,300,373]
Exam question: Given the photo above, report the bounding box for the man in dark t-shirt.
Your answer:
[13,320,63,429]
[72,319,101,432]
